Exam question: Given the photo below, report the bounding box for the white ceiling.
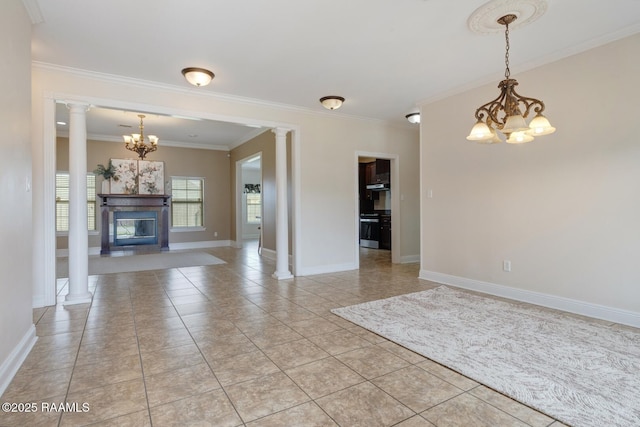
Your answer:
[32,0,640,149]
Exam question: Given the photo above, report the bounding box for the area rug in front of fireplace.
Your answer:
[331,286,640,427]
[57,251,226,278]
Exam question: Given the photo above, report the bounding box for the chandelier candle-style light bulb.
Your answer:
[466,14,556,144]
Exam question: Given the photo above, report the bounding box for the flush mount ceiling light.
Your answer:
[123,114,158,160]
[466,1,555,144]
[181,67,215,87]
[319,96,345,110]
[405,112,420,124]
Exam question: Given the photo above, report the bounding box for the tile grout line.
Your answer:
[56,279,95,427]
[159,270,248,426]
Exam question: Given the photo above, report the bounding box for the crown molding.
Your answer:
[57,131,230,152]
[32,62,397,127]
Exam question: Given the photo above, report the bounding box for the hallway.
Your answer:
[0,244,559,426]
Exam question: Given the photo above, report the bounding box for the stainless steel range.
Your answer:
[359,213,380,248]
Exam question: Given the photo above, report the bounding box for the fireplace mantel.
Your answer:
[98,194,171,254]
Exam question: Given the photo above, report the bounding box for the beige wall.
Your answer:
[0,0,34,393]
[55,137,231,250]
[230,131,292,252]
[31,58,420,303]
[420,33,640,321]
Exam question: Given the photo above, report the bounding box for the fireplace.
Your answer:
[99,194,171,254]
[113,211,158,246]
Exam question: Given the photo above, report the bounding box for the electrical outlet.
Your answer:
[503,260,511,272]
[214,232,218,237]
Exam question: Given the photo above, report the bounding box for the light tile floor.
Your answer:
[0,243,569,426]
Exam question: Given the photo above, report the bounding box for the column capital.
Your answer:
[272,127,291,138]
[63,101,91,113]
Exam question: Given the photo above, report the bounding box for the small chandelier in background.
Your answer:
[467,14,555,144]
[123,114,158,160]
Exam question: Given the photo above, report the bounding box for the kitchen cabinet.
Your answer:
[374,159,390,184]
[365,162,376,185]
[364,159,390,185]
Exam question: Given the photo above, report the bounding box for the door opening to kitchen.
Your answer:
[358,156,392,265]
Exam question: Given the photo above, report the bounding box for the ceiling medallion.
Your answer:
[467,0,548,34]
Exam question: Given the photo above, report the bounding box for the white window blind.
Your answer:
[55,173,96,232]
[171,177,204,227]
[246,193,261,224]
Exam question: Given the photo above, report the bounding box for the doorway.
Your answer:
[235,153,263,250]
[355,152,400,269]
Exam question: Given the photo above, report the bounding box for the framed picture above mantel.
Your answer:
[106,159,165,195]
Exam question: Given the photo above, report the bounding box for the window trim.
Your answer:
[170,176,205,229]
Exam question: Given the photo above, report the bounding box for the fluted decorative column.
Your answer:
[272,127,293,280]
[64,102,92,305]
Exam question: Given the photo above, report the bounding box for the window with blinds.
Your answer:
[55,173,96,232]
[171,177,204,228]
[246,193,261,224]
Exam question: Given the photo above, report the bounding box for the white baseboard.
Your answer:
[56,240,233,257]
[399,254,420,264]
[261,248,276,260]
[0,325,37,396]
[297,262,357,276]
[169,240,232,250]
[419,270,640,328]
[260,248,294,265]
[56,247,100,257]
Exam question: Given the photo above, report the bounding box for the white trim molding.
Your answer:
[400,254,420,264]
[0,326,37,396]
[419,270,640,328]
[156,240,232,251]
[297,262,357,277]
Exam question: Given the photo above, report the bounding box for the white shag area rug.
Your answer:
[57,251,225,278]
[331,286,640,427]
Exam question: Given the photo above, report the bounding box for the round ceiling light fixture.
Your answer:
[405,112,420,124]
[319,96,345,110]
[181,67,215,87]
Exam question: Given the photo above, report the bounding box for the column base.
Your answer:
[272,271,293,280]
[63,292,93,306]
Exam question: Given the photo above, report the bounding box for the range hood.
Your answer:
[366,183,390,191]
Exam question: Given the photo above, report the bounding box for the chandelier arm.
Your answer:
[509,86,546,118]
[474,90,508,128]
